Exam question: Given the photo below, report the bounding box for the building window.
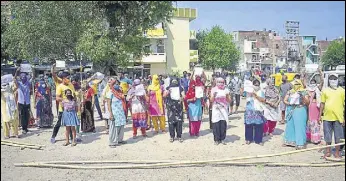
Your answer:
[156,39,165,53]
[144,45,151,54]
[251,42,256,49]
[189,40,198,50]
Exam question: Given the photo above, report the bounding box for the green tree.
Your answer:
[321,39,345,69]
[197,25,239,71]
[4,1,174,72]
[77,1,174,72]
[1,4,10,61]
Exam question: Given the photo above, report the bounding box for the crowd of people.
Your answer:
[1,66,345,159]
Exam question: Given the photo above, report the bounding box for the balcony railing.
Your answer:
[173,8,197,21]
[247,59,261,64]
[140,53,166,63]
[144,28,167,39]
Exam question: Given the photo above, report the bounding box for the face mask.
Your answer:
[253,85,260,91]
[114,85,120,91]
[217,82,225,89]
[329,80,338,88]
[20,74,27,82]
[41,84,46,88]
[171,80,178,86]
[67,95,73,100]
[282,79,287,83]
[310,83,316,88]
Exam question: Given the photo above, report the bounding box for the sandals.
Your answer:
[71,142,77,147]
[169,138,174,143]
[178,138,183,143]
[63,142,70,146]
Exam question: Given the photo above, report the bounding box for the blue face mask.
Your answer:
[113,85,120,90]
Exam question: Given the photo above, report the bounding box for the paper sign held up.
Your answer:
[194,67,204,76]
[20,64,32,73]
[195,86,204,98]
[56,60,66,68]
[169,87,180,101]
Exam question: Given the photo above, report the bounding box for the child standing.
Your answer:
[61,89,80,146]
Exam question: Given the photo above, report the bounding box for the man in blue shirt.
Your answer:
[180,72,190,93]
[14,67,33,134]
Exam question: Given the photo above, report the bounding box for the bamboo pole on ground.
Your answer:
[14,142,345,169]
[31,160,176,165]
[1,140,45,147]
[1,142,42,150]
[14,161,344,169]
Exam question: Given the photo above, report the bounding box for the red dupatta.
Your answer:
[184,76,205,108]
[110,86,127,116]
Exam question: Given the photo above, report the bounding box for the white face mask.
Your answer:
[253,85,260,91]
[41,84,46,88]
[329,80,338,88]
[310,83,317,88]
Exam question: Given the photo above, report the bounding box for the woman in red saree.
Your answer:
[184,75,205,136]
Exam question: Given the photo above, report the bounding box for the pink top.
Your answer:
[62,100,76,111]
[308,91,320,121]
[148,87,164,116]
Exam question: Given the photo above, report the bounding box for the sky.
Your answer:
[177,1,345,40]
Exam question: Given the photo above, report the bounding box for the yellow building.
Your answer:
[133,8,198,77]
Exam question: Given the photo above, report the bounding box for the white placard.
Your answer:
[94,72,105,80]
[169,87,180,101]
[195,86,204,98]
[56,60,66,68]
[289,93,300,105]
[194,67,204,76]
[20,64,32,73]
[243,80,254,93]
[135,84,146,96]
[1,74,13,84]
[253,90,264,111]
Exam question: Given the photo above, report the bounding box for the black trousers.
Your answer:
[168,122,183,138]
[18,103,30,131]
[230,94,240,107]
[51,112,72,139]
[212,120,227,142]
[245,124,264,144]
[209,109,213,129]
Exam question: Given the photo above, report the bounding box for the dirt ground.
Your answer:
[1,100,345,181]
